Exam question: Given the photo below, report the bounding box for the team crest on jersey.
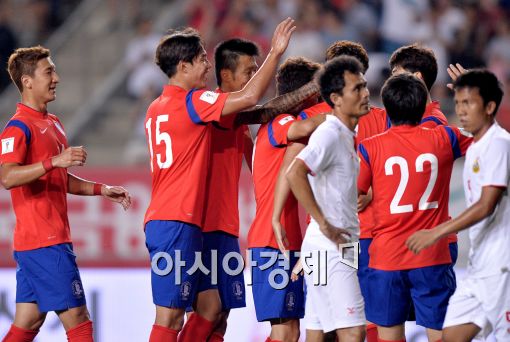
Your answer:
[199,91,220,104]
[54,121,66,136]
[278,116,295,126]
[232,281,244,300]
[181,281,192,301]
[71,280,84,298]
[1,137,14,154]
[285,292,296,311]
[472,158,480,173]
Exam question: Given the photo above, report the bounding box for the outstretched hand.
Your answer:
[270,18,296,56]
[101,185,132,210]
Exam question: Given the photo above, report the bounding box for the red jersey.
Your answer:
[202,120,248,236]
[357,102,450,239]
[298,101,331,120]
[144,85,228,227]
[0,103,70,251]
[249,114,302,250]
[358,125,470,270]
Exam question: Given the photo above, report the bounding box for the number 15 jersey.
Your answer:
[358,125,471,270]
[144,85,228,227]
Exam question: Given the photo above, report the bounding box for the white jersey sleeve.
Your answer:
[481,137,510,188]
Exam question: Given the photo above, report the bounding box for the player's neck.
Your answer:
[168,76,194,92]
[473,120,495,142]
[20,94,48,113]
[334,112,358,132]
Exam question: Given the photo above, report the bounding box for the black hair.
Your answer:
[318,56,364,108]
[381,73,428,126]
[213,38,259,87]
[389,44,438,91]
[454,69,504,116]
[155,27,204,78]
[325,40,369,74]
[276,57,321,96]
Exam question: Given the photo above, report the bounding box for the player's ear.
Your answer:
[330,92,341,107]
[178,60,189,74]
[21,74,32,91]
[486,101,496,117]
[220,69,232,84]
[414,71,424,82]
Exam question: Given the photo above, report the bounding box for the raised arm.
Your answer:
[234,81,320,126]
[221,18,296,116]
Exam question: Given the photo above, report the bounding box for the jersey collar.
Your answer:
[17,103,48,118]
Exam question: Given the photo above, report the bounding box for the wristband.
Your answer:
[93,183,104,196]
[42,158,54,172]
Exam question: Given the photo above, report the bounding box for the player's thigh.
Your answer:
[443,323,481,342]
[479,271,510,341]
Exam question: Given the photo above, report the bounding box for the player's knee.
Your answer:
[338,325,365,342]
[442,329,468,342]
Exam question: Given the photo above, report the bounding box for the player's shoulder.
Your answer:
[489,126,510,150]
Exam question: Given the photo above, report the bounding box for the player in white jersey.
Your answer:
[407,69,510,342]
[286,56,370,341]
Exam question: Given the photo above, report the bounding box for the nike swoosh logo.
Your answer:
[40,128,48,134]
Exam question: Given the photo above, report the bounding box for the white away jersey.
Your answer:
[463,122,510,278]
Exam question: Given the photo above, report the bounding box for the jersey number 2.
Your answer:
[146,115,173,171]
[385,153,438,214]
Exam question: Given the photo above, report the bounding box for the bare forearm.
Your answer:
[235,82,320,126]
[0,162,48,189]
[287,160,325,225]
[436,201,496,239]
[67,173,101,196]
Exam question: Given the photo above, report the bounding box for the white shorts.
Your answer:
[443,270,510,341]
[301,225,365,333]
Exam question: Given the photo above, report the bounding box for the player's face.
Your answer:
[339,72,370,117]
[230,55,258,91]
[454,87,493,136]
[189,47,212,89]
[26,57,59,104]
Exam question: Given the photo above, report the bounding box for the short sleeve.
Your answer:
[296,126,335,175]
[481,137,509,188]
[357,143,372,193]
[0,120,30,164]
[267,114,296,147]
[442,125,473,159]
[186,89,229,124]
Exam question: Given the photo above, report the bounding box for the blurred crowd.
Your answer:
[183,0,510,128]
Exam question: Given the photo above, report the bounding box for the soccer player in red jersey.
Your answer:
[193,38,259,342]
[357,74,471,342]
[249,57,323,342]
[0,46,131,342]
[143,19,295,342]
[407,69,509,342]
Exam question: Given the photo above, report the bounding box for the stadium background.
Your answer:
[0,0,508,340]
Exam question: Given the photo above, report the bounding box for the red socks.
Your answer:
[377,338,405,342]
[2,325,38,342]
[66,320,93,342]
[149,324,178,342]
[207,332,224,342]
[366,323,378,342]
[178,313,214,342]
[265,339,282,342]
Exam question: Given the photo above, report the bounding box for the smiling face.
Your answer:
[23,57,59,104]
[187,47,212,89]
[227,55,258,91]
[454,86,495,138]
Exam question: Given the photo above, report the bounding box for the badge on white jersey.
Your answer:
[472,157,480,173]
[278,116,295,126]
[199,91,220,104]
[1,137,14,154]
